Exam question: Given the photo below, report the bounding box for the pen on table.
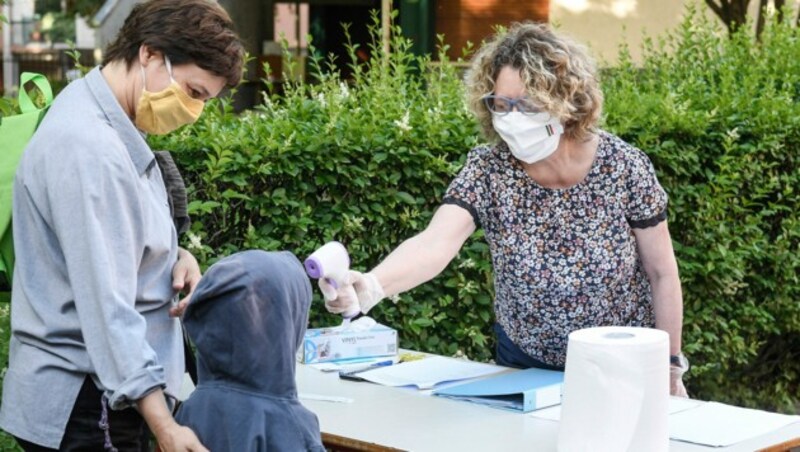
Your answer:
[338,359,395,381]
[349,359,395,373]
[313,357,396,373]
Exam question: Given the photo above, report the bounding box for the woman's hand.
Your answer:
[140,389,208,452]
[321,271,385,315]
[170,248,201,317]
[154,423,209,452]
[670,365,689,397]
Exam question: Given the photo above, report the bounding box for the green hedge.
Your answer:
[150,9,800,412]
[602,7,799,411]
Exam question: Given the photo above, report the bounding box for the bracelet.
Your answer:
[670,352,689,371]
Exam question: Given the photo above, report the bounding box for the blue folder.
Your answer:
[433,367,564,413]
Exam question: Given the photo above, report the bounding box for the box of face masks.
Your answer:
[301,322,398,364]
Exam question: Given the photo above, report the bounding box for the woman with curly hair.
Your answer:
[321,22,688,396]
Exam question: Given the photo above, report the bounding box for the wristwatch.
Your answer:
[670,352,690,371]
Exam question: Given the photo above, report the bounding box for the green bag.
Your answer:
[0,73,53,290]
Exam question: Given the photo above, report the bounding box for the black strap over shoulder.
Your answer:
[153,151,191,235]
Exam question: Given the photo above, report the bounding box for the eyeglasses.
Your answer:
[482,95,543,115]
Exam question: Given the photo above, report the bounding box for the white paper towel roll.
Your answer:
[557,326,669,452]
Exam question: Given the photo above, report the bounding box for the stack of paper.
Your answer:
[353,356,503,390]
[530,398,800,448]
[669,402,800,447]
[530,396,703,422]
[433,367,564,413]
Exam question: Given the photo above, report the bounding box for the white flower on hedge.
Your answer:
[285,131,296,147]
[394,111,412,133]
[339,82,350,99]
[458,258,476,269]
[460,280,478,293]
[187,232,203,251]
[317,92,327,108]
[726,127,740,141]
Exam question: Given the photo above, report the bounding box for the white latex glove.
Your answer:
[670,365,689,398]
[320,270,385,315]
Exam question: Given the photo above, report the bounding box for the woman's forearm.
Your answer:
[651,272,684,355]
[137,388,177,439]
[372,232,459,297]
[634,222,684,355]
[371,205,475,297]
[137,389,207,451]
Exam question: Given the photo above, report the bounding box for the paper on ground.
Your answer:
[669,401,800,447]
[356,356,503,390]
[530,397,703,422]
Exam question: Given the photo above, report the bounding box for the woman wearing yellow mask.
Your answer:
[0,1,243,451]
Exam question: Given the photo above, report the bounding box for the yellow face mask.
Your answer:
[135,55,205,135]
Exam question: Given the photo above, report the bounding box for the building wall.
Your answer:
[274,3,309,50]
[3,0,35,47]
[432,0,693,65]
[551,0,800,66]
[550,0,693,65]
[2,0,35,93]
[95,0,142,52]
[436,0,549,59]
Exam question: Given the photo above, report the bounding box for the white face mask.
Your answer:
[492,112,564,164]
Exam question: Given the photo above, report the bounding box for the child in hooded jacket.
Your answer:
[175,250,325,451]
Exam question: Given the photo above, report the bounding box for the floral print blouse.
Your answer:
[442,131,667,367]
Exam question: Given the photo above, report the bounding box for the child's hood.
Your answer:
[183,249,312,397]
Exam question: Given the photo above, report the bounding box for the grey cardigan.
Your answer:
[0,67,183,448]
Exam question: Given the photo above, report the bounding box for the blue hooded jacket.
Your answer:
[175,250,325,451]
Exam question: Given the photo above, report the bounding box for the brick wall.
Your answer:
[435,0,549,59]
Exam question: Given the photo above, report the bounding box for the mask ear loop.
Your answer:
[164,55,176,84]
[140,54,175,92]
[139,62,147,92]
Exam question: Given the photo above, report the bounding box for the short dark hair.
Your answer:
[102,0,244,87]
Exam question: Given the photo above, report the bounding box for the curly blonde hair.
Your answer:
[465,22,603,142]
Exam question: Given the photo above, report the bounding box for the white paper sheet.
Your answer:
[530,404,562,421]
[669,401,800,447]
[298,393,354,404]
[530,397,704,422]
[667,397,703,415]
[356,356,503,390]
